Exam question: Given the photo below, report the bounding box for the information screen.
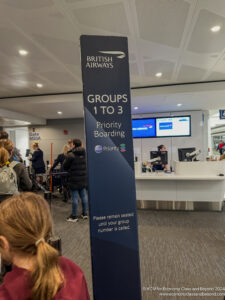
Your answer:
[156,116,191,137]
[132,118,156,138]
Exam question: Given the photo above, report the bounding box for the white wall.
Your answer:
[133,110,208,169]
[28,119,85,164]
[4,127,29,162]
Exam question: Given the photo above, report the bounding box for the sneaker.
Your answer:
[66,215,78,222]
[81,213,88,220]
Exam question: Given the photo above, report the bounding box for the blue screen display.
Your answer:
[132,118,156,138]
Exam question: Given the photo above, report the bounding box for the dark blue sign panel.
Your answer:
[80,35,142,300]
[132,118,156,138]
[219,110,225,119]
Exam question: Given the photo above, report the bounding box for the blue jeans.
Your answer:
[70,188,88,217]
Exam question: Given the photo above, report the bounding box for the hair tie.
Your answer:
[35,237,45,247]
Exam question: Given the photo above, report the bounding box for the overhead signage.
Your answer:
[219,110,225,119]
[80,35,142,300]
[29,132,40,140]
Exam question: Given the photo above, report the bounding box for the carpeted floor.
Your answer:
[51,195,225,300]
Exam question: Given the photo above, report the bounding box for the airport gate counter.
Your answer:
[135,161,225,211]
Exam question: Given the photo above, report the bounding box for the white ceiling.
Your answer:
[1,0,225,122]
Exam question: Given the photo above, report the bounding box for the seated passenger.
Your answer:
[1,139,32,192]
[0,192,90,300]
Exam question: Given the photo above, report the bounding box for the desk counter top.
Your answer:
[135,173,225,181]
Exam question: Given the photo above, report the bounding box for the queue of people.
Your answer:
[0,133,90,299]
[0,135,32,198]
[0,132,89,221]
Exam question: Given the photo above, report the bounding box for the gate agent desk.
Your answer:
[135,161,225,211]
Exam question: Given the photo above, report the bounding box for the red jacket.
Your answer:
[0,257,90,300]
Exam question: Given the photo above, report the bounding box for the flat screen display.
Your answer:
[156,116,191,137]
[132,118,156,138]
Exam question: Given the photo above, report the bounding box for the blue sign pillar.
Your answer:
[80,35,142,300]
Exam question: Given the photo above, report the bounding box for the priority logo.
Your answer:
[120,144,126,152]
[95,145,103,154]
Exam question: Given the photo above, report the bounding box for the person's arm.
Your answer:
[63,154,73,171]
[51,155,61,171]
[14,164,32,191]
[30,150,38,162]
[164,164,169,171]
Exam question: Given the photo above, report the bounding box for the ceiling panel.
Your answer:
[0,117,30,126]
[177,65,206,82]
[136,0,190,48]
[32,34,80,65]
[206,71,225,81]
[188,9,225,53]
[0,97,83,119]
[144,60,175,80]
[1,0,53,10]
[0,0,225,104]
[0,27,49,60]
[38,71,80,87]
[73,2,130,35]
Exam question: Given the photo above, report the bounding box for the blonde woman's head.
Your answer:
[32,142,39,150]
[62,144,70,156]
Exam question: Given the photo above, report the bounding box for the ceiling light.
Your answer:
[155,72,162,78]
[210,25,221,32]
[177,103,182,107]
[57,111,63,115]
[134,106,139,110]
[18,49,29,56]
[36,83,43,88]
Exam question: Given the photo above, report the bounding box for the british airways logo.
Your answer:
[99,51,126,59]
[85,51,126,69]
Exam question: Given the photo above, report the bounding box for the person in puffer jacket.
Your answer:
[63,139,88,223]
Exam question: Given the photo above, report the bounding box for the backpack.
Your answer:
[0,165,19,195]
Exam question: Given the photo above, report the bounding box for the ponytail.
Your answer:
[31,240,64,300]
[0,193,64,300]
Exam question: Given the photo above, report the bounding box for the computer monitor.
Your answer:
[159,151,168,165]
[25,149,30,157]
[150,151,168,165]
[178,148,196,161]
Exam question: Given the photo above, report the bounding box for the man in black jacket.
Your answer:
[63,139,88,222]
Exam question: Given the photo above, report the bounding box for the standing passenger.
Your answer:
[0,139,32,192]
[217,140,224,155]
[0,131,23,162]
[68,139,73,150]
[63,139,88,222]
[0,147,18,198]
[50,144,70,202]
[29,142,45,183]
